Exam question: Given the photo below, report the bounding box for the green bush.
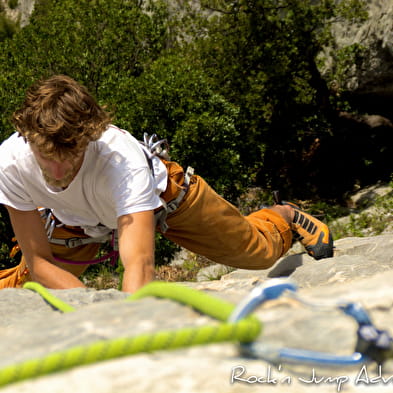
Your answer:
[0,0,170,136]
[8,0,18,10]
[329,182,393,239]
[111,54,243,199]
[0,205,18,269]
[0,13,18,41]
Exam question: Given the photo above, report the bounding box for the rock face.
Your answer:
[322,0,393,130]
[328,0,393,96]
[1,233,393,393]
[0,0,35,27]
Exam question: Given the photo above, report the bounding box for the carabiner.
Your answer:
[228,278,297,323]
[228,278,370,366]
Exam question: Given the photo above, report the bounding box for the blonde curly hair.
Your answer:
[12,75,112,158]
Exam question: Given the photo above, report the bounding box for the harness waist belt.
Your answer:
[49,234,113,248]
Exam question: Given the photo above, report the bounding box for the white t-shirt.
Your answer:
[0,125,168,237]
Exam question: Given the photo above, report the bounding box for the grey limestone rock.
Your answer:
[1,233,393,392]
[324,0,393,95]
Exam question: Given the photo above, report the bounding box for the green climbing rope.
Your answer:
[128,281,239,322]
[0,281,261,388]
[23,281,76,313]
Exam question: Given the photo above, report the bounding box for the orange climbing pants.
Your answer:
[0,160,292,289]
[161,160,293,269]
[0,259,29,288]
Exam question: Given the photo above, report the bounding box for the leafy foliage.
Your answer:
[0,0,170,135]
[0,8,18,42]
[0,205,18,268]
[7,0,18,9]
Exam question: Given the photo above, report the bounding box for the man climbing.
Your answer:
[0,75,333,293]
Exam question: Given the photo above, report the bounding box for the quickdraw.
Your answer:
[229,278,393,366]
[140,132,170,162]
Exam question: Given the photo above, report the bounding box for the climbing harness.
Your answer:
[38,207,119,266]
[39,207,116,248]
[140,132,194,233]
[229,278,393,366]
[155,165,194,233]
[0,281,261,388]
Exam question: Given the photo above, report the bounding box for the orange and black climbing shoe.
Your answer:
[273,191,334,260]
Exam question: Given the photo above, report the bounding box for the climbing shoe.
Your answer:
[272,191,334,260]
[286,201,334,260]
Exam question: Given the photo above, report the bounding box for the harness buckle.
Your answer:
[64,237,84,248]
[166,200,180,214]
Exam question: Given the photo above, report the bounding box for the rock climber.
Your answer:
[0,75,333,292]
